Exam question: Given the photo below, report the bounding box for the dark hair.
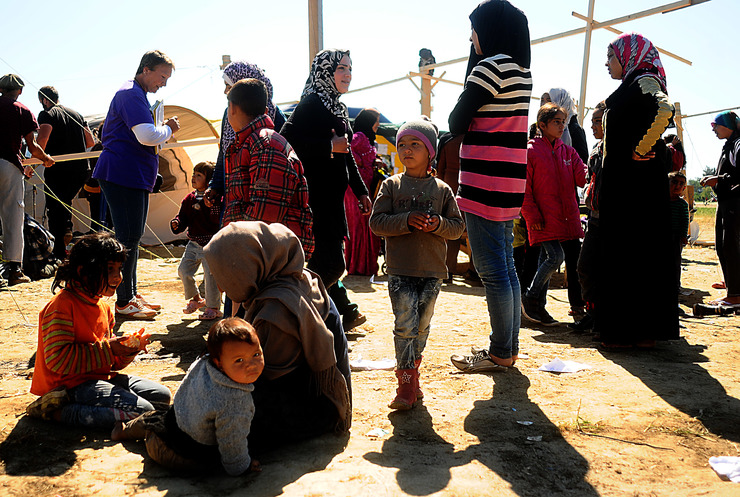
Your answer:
[38,86,59,104]
[193,161,215,184]
[227,79,267,119]
[207,317,259,360]
[52,232,127,296]
[668,170,687,183]
[593,100,607,114]
[353,108,381,143]
[136,50,174,75]
[537,102,566,126]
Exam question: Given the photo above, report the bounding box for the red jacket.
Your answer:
[522,136,587,245]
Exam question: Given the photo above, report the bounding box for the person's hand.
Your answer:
[109,336,139,357]
[700,175,718,188]
[42,154,55,168]
[204,187,221,207]
[422,214,440,232]
[632,150,655,161]
[408,211,438,231]
[166,116,181,134]
[23,165,35,178]
[170,218,179,232]
[331,129,349,154]
[358,195,372,215]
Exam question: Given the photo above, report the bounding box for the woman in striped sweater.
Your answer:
[449,0,533,373]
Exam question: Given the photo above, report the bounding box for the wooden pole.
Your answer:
[674,101,684,143]
[577,0,596,126]
[420,67,432,117]
[308,0,323,68]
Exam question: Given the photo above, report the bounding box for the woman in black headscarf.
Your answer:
[281,49,372,331]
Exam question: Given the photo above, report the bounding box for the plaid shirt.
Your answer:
[223,115,314,259]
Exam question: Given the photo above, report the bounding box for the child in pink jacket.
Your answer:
[521,103,587,325]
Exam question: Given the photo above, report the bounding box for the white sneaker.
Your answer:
[116,299,157,319]
[450,350,509,373]
[136,294,161,312]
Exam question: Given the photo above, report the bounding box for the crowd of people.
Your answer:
[2,0,737,478]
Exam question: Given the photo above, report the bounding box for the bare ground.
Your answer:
[1,242,739,497]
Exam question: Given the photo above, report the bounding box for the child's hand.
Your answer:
[407,211,430,231]
[422,214,440,232]
[250,459,262,472]
[109,336,140,357]
[121,328,151,352]
[170,218,179,232]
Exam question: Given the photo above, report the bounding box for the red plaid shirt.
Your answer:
[223,115,314,259]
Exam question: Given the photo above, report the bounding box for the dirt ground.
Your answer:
[1,238,740,496]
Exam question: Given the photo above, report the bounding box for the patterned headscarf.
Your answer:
[609,33,667,92]
[301,49,351,119]
[547,88,576,147]
[221,61,277,149]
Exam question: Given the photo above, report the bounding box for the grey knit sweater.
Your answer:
[174,356,255,476]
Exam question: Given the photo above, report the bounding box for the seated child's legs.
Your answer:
[389,275,440,369]
[178,241,203,301]
[62,375,171,429]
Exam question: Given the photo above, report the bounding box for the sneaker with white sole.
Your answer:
[116,299,157,319]
[450,350,509,373]
[136,294,162,312]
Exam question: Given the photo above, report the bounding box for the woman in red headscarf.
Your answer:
[596,33,678,349]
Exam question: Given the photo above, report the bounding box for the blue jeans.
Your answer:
[465,213,519,359]
[99,180,149,306]
[388,275,442,369]
[525,240,565,307]
[61,374,171,429]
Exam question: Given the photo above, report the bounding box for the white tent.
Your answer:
[25,105,220,246]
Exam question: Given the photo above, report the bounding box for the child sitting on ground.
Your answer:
[171,161,223,320]
[668,171,689,295]
[113,317,264,475]
[369,118,464,410]
[520,103,586,326]
[27,232,172,427]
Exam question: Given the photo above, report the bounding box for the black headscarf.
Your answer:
[353,108,380,144]
[469,0,531,68]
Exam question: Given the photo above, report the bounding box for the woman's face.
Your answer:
[540,92,551,108]
[606,48,623,80]
[471,27,483,56]
[712,123,734,140]
[223,81,232,95]
[333,55,352,94]
[372,116,380,133]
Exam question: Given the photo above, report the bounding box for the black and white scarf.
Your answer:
[300,49,350,119]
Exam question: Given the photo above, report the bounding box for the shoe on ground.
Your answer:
[26,387,69,420]
[136,294,162,311]
[116,299,158,319]
[521,297,558,327]
[199,308,223,320]
[8,268,31,285]
[343,312,367,332]
[183,297,206,314]
[568,313,594,332]
[450,350,509,373]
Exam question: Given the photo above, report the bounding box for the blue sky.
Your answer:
[3,0,737,179]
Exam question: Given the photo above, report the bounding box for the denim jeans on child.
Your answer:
[464,213,520,360]
[525,240,564,307]
[178,240,221,309]
[388,275,442,369]
[61,374,172,429]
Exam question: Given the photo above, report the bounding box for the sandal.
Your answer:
[183,297,205,314]
[712,281,726,290]
[199,308,223,320]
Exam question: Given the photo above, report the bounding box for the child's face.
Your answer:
[591,110,604,140]
[101,261,123,297]
[397,135,430,178]
[192,171,208,191]
[227,101,248,132]
[539,112,566,143]
[670,179,686,198]
[213,340,264,384]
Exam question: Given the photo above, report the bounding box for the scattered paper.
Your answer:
[517,421,534,426]
[366,428,390,438]
[350,355,396,371]
[538,358,591,373]
[369,275,387,285]
[709,456,740,482]
[526,436,542,442]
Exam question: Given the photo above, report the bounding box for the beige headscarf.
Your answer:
[204,221,351,430]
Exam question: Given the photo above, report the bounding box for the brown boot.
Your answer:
[389,369,417,410]
[414,357,424,400]
[111,414,148,441]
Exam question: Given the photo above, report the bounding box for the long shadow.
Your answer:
[143,320,211,372]
[599,338,740,443]
[135,432,349,496]
[460,369,599,496]
[364,403,466,495]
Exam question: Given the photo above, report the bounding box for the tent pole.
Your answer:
[578,0,596,126]
[308,0,323,68]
